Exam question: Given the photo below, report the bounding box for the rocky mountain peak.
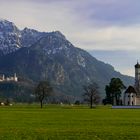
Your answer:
[0,19,19,33]
[0,19,72,55]
[0,19,21,54]
[52,31,66,39]
[22,27,40,34]
[29,31,74,56]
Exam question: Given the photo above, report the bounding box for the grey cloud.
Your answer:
[75,0,140,26]
[2,0,140,26]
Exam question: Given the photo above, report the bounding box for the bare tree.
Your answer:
[34,81,53,108]
[83,82,100,108]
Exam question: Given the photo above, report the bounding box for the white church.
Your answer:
[124,62,140,105]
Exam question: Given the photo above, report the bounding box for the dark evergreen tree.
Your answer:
[103,78,126,105]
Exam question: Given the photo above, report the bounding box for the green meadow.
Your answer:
[0,105,140,140]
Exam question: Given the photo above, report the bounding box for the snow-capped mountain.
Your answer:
[0,19,76,56]
[0,19,134,99]
[21,27,46,48]
[0,19,45,54]
[0,19,21,54]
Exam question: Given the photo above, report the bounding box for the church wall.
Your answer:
[136,98,140,105]
[124,93,136,106]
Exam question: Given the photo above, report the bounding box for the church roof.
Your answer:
[135,62,140,68]
[125,86,137,94]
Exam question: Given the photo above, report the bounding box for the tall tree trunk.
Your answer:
[113,95,116,105]
[115,95,118,105]
[90,96,93,108]
[41,100,43,108]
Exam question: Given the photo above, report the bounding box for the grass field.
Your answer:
[0,105,140,140]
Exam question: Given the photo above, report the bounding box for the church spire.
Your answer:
[137,60,139,64]
[135,60,140,92]
[135,60,140,68]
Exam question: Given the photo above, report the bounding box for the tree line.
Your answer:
[29,80,101,108]
[0,77,126,108]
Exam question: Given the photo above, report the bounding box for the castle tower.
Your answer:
[2,74,5,81]
[135,61,140,92]
[14,73,18,82]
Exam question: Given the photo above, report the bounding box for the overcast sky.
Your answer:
[0,0,140,76]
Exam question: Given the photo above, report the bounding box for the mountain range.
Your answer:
[0,19,134,101]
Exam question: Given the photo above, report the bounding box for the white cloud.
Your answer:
[67,25,140,51]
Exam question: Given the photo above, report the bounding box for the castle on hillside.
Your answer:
[0,73,18,82]
[124,62,140,105]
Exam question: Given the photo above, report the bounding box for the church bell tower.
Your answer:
[135,61,140,92]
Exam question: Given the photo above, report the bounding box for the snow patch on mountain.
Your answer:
[0,19,74,56]
[77,54,86,67]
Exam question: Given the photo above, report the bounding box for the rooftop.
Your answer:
[125,86,137,94]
